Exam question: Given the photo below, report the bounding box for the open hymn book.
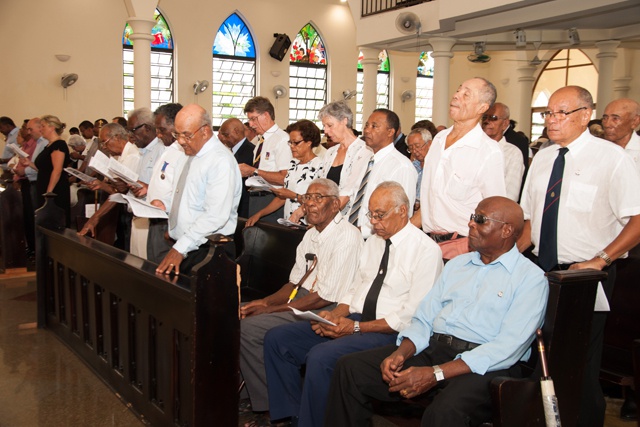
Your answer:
[88,151,142,188]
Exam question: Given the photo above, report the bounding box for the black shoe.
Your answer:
[620,393,637,420]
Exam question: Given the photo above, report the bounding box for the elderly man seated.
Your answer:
[262,181,443,427]
[239,178,363,422]
[325,196,548,427]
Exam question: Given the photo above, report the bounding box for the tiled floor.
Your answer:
[0,271,634,427]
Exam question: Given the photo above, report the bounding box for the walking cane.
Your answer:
[537,329,562,427]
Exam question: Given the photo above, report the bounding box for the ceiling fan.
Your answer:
[467,42,491,63]
[504,41,567,66]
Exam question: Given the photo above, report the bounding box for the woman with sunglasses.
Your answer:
[246,120,323,227]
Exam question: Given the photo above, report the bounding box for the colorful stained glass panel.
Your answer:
[123,9,173,49]
[213,13,256,58]
[289,24,326,65]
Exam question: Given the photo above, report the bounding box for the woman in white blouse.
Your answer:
[318,101,373,214]
[246,120,323,226]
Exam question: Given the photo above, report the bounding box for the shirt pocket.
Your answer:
[447,173,472,202]
[566,181,598,213]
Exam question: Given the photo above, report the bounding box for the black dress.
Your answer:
[34,139,71,227]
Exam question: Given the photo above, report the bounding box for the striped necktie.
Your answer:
[348,158,374,225]
[253,135,264,168]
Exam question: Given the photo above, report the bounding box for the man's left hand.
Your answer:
[569,257,607,271]
[314,316,354,339]
[388,366,436,399]
[156,248,184,275]
[238,163,256,178]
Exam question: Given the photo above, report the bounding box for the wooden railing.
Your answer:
[35,194,239,427]
[361,0,431,17]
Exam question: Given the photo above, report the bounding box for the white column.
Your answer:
[428,37,456,126]
[360,47,379,124]
[613,77,632,99]
[595,40,620,117]
[516,65,537,138]
[127,18,156,110]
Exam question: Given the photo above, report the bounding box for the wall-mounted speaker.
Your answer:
[269,33,291,62]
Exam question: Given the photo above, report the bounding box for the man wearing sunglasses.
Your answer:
[262,182,442,427]
[520,85,640,426]
[327,196,547,427]
[238,179,363,424]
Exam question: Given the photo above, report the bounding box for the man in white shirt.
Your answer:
[481,102,525,201]
[239,179,363,420]
[412,78,506,260]
[602,98,640,174]
[263,182,442,427]
[0,116,18,170]
[350,109,417,239]
[155,104,241,275]
[239,96,292,223]
[519,86,640,427]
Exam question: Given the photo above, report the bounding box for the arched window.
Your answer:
[355,50,390,131]
[212,13,256,129]
[415,51,435,122]
[122,9,174,115]
[531,49,597,140]
[289,23,327,126]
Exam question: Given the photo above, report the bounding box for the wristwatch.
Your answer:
[433,365,445,382]
[252,169,259,177]
[353,321,361,334]
[595,250,612,267]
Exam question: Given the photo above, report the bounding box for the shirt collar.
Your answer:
[311,212,344,244]
[550,128,590,157]
[387,222,413,247]
[196,134,222,158]
[469,244,520,273]
[373,142,395,161]
[232,138,247,155]
[626,131,640,150]
[263,123,280,139]
[139,137,159,154]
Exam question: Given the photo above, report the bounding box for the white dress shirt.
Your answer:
[521,129,640,263]
[169,135,242,255]
[341,223,443,332]
[624,131,640,176]
[147,141,186,210]
[354,143,417,239]
[497,137,525,201]
[289,213,363,303]
[319,138,373,214]
[420,123,506,236]
[138,137,165,184]
[119,141,141,174]
[256,124,292,172]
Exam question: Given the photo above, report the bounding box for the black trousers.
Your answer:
[20,179,36,254]
[325,340,521,427]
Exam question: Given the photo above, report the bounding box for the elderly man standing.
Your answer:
[239,178,363,423]
[413,78,506,260]
[239,96,292,223]
[327,196,547,427]
[154,104,240,275]
[263,181,442,427]
[602,98,640,173]
[481,102,525,201]
[406,128,432,212]
[218,118,255,218]
[520,86,640,427]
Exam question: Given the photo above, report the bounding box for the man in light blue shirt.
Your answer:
[155,104,241,275]
[326,196,548,427]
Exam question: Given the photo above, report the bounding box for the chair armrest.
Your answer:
[490,376,544,427]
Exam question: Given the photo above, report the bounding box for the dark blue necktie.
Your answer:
[538,147,569,271]
[361,239,391,322]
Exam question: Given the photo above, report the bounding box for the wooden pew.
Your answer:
[35,194,239,427]
[0,180,27,271]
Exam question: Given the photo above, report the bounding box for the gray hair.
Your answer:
[309,178,339,197]
[374,181,410,211]
[569,86,595,109]
[408,128,432,143]
[102,123,129,140]
[474,77,497,108]
[128,107,154,126]
[68,135,86,147]
[318,101,354,129]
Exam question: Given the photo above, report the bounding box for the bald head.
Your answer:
[602,98,640,148]
[469,196,524,262]
[174,104,213,156]
[218,118,246,149]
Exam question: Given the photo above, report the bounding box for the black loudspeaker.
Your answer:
[269,33,291,61]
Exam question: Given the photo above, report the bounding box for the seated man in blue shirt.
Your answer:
[325,196,549,427]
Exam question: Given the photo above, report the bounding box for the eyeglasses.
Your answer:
[171,125,207,142]
[129,123,146,134]
[540,107,587,120]
[470,213,508,225]
[99,137,112,147]
[299,193,337,204]
[482,114,504,122]
[247,112,264,123]
[407,142,428,153]
[288,139,305,146]
[366,205,399,222]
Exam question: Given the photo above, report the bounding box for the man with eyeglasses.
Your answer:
[327,196,547,427]
[239,96,292,223]
[602,98,640,174]
[412,78,506,261]
[262,181,442,427]
[406,127,432,212]
[481,102,525,201]
[238,179,362,423]
[520,86,640,427]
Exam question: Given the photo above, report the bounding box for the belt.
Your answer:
[431,333,480,351]
[249,191,271,197]
[149,218,167,225]
[427,232,465,243]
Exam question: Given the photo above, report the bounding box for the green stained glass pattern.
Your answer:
[290,24,326,65]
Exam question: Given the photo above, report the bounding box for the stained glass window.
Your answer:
[415,51,435,122]
[289,24,327,125]
[355,50,390,131]
[212,13,256,128]
[122,9,174,115]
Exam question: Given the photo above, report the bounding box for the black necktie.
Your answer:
[538,147,569,271]
[361,239,392,322]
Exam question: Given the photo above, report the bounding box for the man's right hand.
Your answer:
[240,299,268,319]
[78,220,97,238]
[381,351,406,384]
